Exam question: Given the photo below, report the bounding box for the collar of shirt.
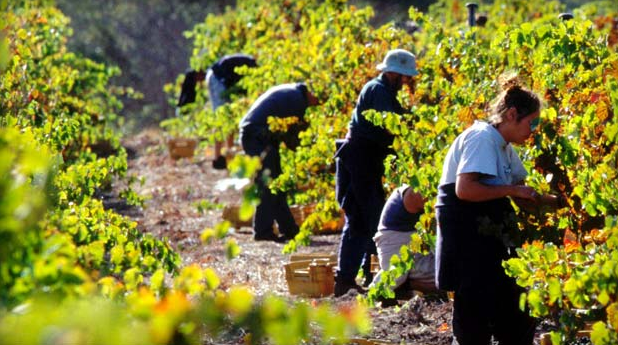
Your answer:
[377,73,399,94]
[475,120,508,151]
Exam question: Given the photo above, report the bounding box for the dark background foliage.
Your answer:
[54,0,436,131]
[54,0,590,132]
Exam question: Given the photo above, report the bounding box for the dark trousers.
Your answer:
[335,139,385,283]
[452,275,535,345]
[436,199,535,345]
[241,133,298,238]
[337,213,377,283]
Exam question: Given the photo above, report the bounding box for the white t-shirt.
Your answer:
[439,121,527,186]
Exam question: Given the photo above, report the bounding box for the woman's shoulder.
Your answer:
[460,121,493,141]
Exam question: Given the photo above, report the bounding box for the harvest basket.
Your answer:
[167,138,197,159]
[222,202,344,233]
[289,253,337,263]
[289,203,345,234]
[289,204,306,226]
[321,210,345,233]
[222,204,252,229]
[285,253,336,297]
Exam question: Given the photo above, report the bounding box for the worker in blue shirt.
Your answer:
[239,82,319,242]
[334,49,419,296]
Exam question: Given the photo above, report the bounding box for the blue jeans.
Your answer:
[337,214,377,283]
[335,138,385,283]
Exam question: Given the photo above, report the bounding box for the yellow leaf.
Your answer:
[200,228,215,243]
[597,100,609,122]
[607,302,618,331]
[456,107,474,126]
[204,268,220,290]
[225,238,241,259]
[226,286,254,318]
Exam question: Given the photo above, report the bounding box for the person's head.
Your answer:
[377,49,419,91]
[476,14,488,27]
[489,73,541,145]
[298,82,320,107]
[402,186,426,214]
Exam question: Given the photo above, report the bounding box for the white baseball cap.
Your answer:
[376,49,419,77]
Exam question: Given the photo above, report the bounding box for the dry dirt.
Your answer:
[107,128,550,345]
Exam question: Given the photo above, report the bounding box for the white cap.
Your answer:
[376,49,419,77]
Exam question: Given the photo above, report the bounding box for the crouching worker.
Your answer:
[239,82,319,242]
[369,185,436,302]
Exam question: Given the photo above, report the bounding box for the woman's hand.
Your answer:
[513,193,567,212]
[509,185,539,201]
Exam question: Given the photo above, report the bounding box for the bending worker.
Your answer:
[207,53,257,169]
[239,82,319,242]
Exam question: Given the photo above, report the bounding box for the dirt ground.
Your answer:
[108,128,551,345]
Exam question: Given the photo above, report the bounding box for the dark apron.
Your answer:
[435,183,515,291]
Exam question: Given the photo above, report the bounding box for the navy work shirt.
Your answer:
[348,73,405,150]
[378,186,421,232]
[210,54,257,88]
[239,82,309,134]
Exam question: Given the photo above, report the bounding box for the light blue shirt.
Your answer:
[439,121,527,186]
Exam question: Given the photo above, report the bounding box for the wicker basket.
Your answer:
[167,138,197,159]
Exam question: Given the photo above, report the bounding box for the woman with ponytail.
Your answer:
[435,73,563,344]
